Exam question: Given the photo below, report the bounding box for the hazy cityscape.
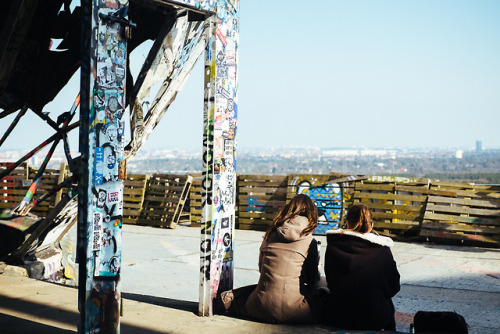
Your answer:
[3,143,498,184]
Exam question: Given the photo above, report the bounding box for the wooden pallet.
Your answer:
[421,181,500,245]
[0,163,30,211]
[123,174,150,225]
[28,167,68,217]
[138,174,193,229]
[188,174,202,227]
[351,176,431,235]
[1,163,69,217]
[237,174,288,231]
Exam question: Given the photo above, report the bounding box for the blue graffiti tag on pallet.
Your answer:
[299,183,342,235]
[246,195,265,212]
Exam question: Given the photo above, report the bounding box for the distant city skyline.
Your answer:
[1,0,499,152]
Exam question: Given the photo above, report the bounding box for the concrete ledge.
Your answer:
[0,275,405,334]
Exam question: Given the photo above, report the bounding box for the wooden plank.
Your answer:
[395,185,456,196]
[425,203,500,217]
[238,179,288,187]
[354,201,424,213]
[238,194,288,202]
[123,202,143,209]
[147,184,186,192]
[123,217,137,224]
[237,205,278,214]
[452,190,500,199]
[169,175,192,229]
[356,184,395,191]
[431,181,500,191]
[423,212,500,226]
[143,195,184,203]
[374,221,420,230]
[123,188,145,196]
[372,211,422,221]
[237,212,277,219]
[190,194,202,200]
[238,186,288,194]
[354,191,427,202]
[427,195,500,209]
[366,175,430,185]
[124,180,148,187]
[421,222,500,234]
[420,229,500,245]
[141,207,177,215]
[238,174,288,181]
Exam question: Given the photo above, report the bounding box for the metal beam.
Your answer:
[78,0,129,332]
[198,0,239,316]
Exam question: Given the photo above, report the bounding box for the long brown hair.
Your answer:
[263,194,318,240]
[345,204,374,233]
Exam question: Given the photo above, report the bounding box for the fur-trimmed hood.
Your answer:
[326,229,394,248]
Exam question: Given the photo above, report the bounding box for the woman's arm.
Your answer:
[300,238,321,287]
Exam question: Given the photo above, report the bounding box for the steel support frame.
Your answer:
[78,1,239,331]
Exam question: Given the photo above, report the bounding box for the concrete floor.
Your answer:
[1,224,499,333]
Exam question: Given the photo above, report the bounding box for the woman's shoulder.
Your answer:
[326,229,394,248]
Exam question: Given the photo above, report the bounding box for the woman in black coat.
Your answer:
[324,204,400,331]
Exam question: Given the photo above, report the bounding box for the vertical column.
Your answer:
[79,0,128,332]
[199,0,239,316]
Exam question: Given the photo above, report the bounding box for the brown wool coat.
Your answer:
[244,216,315,324]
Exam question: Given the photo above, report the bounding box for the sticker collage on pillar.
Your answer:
[88,0,128,278]
[203,0,239,299]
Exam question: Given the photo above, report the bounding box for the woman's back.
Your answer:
[324,205,400,331]
[245,216,315,324]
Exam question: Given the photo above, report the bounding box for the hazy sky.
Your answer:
[1,0,499,153]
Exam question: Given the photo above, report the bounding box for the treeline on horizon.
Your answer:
[393,172,500,185]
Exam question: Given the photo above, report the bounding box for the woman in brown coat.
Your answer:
[220,194,321,323]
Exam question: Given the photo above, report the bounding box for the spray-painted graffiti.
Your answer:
[246,196,265,212]
[291,175,342,235]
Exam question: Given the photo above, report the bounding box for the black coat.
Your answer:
[324,230,400,330]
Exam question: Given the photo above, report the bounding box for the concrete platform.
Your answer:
[1,225,499,333]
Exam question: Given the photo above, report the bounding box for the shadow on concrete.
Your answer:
[0,294,182,334]
[0,313,75,334]
[121,292,198,315]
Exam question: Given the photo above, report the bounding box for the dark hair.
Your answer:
[345,204,374,233]
[264,194,318,240]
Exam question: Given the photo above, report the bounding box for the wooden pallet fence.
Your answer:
[188,174,202,227]
[122,174,150,225]
[421,181,500,245]
[237,174,288,231]
[0,163,30,211]
[138,174,193,229]
[351,176,431,235]
[1,163,69,218]
[28,167,65,217]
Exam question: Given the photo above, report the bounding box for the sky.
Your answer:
[1,0,500,153]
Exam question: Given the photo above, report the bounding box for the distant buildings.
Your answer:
[476,140,483,153]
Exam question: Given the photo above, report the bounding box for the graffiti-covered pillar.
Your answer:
[78,0,128,332]
[198,0,239,316]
